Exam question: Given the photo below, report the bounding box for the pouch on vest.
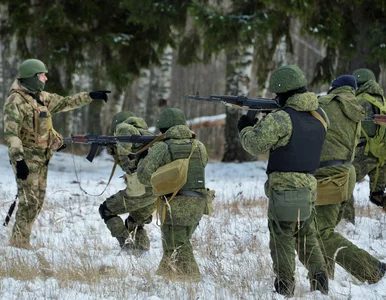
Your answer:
[151,140,197,196]
[204,188,215,215]
[125,172,146,197]
[316,171,349,205]
[268,187,312,221]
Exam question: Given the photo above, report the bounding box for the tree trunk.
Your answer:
[222,47,255,162]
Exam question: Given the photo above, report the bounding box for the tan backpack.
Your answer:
[151,139,197,197]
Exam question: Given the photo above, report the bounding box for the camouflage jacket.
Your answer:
[356,80,385,141]
[137,125,208,191]
[3,79,92,162]
[113,116,153,174]
[318,86,364,163]
[239,92,328,191]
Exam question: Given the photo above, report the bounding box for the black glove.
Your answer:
[89,90,111,102]
[237,115,257,132]
[16,159,29,180]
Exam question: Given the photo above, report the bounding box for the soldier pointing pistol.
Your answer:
[3,58,109,249]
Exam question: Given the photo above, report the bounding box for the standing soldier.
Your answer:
[137,108,211,281]
[3,58,109,249]
[315,75,386,283]
[238,65,329,296]
[349,68,386,216]
[99,111,157,252]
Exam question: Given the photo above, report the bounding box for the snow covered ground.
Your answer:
[1,143,386,299]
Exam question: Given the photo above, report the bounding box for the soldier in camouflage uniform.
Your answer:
[315,75,386,283]
[3,59,109,249]
[351,68,386,212]
[98,111,157,252]
[238,65,329,296]
[137,108,209,281]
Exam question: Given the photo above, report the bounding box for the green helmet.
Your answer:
[156,108,186,130]
[18,59,48,79]
[269,65,307,94]
[352,68,376,85]
[111,111,135,133]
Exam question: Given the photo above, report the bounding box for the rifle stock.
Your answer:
[63,134,158,162]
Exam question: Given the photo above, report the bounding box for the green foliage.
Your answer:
[0,0,193,93]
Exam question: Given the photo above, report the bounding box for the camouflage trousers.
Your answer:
[268,209,327,282]
[316,202,381,282]
[157,193,206,281]
[343,146,386,222]
[316,164,382,282]
[103,187,157,241]
[10,157,49,249]
[353,145,386,193]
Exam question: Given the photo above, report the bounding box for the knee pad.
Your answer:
[99,201,115,223]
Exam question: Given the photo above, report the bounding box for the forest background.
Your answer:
[0,0,385,161]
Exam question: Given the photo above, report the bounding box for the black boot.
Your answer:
[274,277,295,297]
[310,272,328,295]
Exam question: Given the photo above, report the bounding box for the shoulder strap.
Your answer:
[361,93,386,113]
[310,110,328,131]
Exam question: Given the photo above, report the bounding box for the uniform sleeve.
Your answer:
[43,91,92,114]
[3,94,24,160]
[137,142,171,186]
[239,111,292,156]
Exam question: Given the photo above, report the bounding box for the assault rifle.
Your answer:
[185,92,280,120]
[63,134,158,162]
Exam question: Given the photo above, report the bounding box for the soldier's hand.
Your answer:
[237,115,257,132]
[16,159,29,180]
[89,90,111,103]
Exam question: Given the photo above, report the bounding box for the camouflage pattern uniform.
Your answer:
[99,114,157,251]
[3,79,92,249]
[137,108,208,281]
[315,83,385,283]
[240,67,328,296]
[352,77,386,208]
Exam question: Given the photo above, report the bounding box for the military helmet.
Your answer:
[269,65,307,94]
[156,108,186,129]
[111,111,135,133]
[352,68,376,85]
[18,59,48,79]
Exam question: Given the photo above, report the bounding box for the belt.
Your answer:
[165,190,204,198]
[318,160,351,168]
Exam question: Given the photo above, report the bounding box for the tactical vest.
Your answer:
[267,107,326,174]
[164,139,205,190]
[11,90,63,150]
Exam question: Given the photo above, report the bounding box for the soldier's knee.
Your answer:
[99,201,115,223]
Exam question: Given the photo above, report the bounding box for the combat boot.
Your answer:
[310,272,329,295]
[274,277,295,297]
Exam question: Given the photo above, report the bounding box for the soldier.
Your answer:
[3,58,109,249]
[315,75,386,283]
[350,68,386,212]
[137,108,210,281]
[238,65,329,296]
[99,111,157,252]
